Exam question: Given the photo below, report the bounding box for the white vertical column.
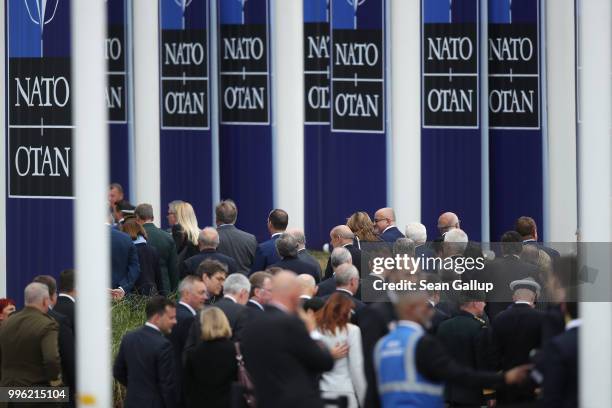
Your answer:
[578,0,612,407]
[479,0,490,243]
[210,0,221,220]
[390,0,420,230]
[71,1,111,407]
[0,0,6,297]
[546,0,578,243]
[133,0,161,222]
[271,0,304,228]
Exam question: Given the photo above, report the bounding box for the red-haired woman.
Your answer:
[316,293,366,408]
[0,298,16,326]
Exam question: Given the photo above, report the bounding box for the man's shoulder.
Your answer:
[221,225,256,241]
[145,224,173,241]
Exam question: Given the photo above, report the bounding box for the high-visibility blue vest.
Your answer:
[374,321,444,408]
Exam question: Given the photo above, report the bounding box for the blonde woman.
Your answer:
[172,202,201,262]
[347,211,381,248]
[183,307,237,408]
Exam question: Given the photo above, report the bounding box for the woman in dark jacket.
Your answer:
[121,219,164,295]
[184,307,237,408]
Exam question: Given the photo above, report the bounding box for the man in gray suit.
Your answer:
[215,200,258,274]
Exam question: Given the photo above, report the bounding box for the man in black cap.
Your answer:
[490,277,543,406]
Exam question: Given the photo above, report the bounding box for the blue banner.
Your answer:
[488,0,542,240]
[421,0,482,241]
[159,0,213,226]
[6,0,74,303]
[304,0,387,249]
[108,0,130,197]
[218,0,272,241]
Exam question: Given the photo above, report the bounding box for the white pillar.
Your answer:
[271,0,304,229]
[71,1,112,407]
[0,0,6,297]
[389,0,420,231]
[133,0,161,222]
[546,0,578,243]
[479,0,490,242]
[577,0,612,407]
[210,0,221,221]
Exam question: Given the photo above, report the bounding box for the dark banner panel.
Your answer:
[421,0,482,241]
[159,0,213,227]
[218,0,272,241]
[304,0,387,249]
[108,0,130,197]
[6,0,74,303]
[488,0,543,241]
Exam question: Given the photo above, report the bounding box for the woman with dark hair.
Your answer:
[0,299,16,325]
[121,219,164,295]
[316,293,366,408]
[347,212,381,248]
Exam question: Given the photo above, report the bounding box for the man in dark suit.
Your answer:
[490,278,544,405]
[136,203,179,292]
[271,233,320,283]
[248,271,273,312]
[318,247,353,297]
[169,276,207,408]
[535,302,578,408]
[110,226,140,299]
[114,296,178,408]
[242,271,335,408]
[250,209,289,273]
[215,199,258,274]
[320,264,365,313]
[437,211,461,237]
[0,282,62,387]
[287,228,323,277]
[180,227,239,278]
[54,269,76,330]
[424,274,450,334]
[33,275,76,396]
[195,259,228,305]
[515,215,560,259]
[373,207,405,242]
[323,225,362,280]
[486,231,540,320]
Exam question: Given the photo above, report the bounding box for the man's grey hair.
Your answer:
[394,238,416,257]
[331,247,352,269]
[178,275,202,296]
[275,233,299,258]
[334,264,359,286]
[198,227,220,248]
[223,273,251,295]
[24,282,50,305]
[444,228,469,255]
[288,229,306,246]
[135,203,154,221]
[405,223,427,245]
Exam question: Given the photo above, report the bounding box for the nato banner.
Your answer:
[218,0,272,241]
[302,0,387,249]
[6,0,74,303]
[488,0,543,241]
[421,0,482,241]
[108,0,130,196]
[159,0,213,226]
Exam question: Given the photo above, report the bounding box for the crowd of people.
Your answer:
[0,182,579,408]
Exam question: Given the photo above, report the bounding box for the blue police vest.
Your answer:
[374,321,444,408]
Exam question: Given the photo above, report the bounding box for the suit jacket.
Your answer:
[316,276,337,298]
[250,234,282,273]
[241,306,334,408]
[113,325,177,408]
[183,339,237,408]
[54,294,75,330]
[168,303,196,408]
[323,244,362,280]
[379,226,405,243]
[0,307,61,386]
[429,306,450,335]
[111,228,141,293]
[134,242,164,296]
[144,223,179,292]
[217,224,258,274]
[271,256,321,283]
[48,308,76,391]
[297,249,323,278]
[320,289,365,313]
[485,255,540,320]
[436,311,491,405]
[523,239,560,259]
[180,249,240,279]
[538,327,578,408]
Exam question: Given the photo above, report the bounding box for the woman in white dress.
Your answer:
[316,293,367,408]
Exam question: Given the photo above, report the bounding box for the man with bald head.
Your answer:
[323,225,362,280]
[180,227,239,278]
[297,274,318,301]
[374,207,405,242]
[288,228,323,278]
[437,211,460,236]
[242,271,334,408]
